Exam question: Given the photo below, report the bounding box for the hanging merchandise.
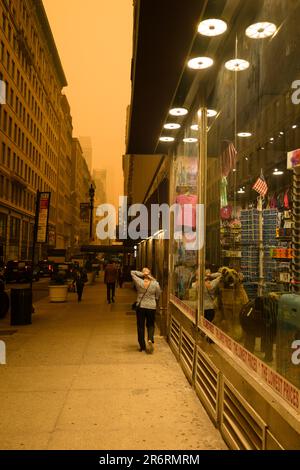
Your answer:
[220,176,228,208]
[220,205,233,220]
[220,141,237,177]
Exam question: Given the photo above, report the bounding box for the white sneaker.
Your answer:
[146,340,154,354]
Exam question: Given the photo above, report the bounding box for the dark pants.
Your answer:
[106,282,116,302]
[204,309,215,323]
[76,282,84,302]
[136,307,156,350]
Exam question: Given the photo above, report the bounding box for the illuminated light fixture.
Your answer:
[198,19,228,37]
[191,124,198,131]
[164,123,181,130]
[198,109,218,118]
[233,168,237,172]
[169,107,188,116]
[238,188,245,194]
[270,137,274,141]
[188,57,214,70]
[225,59,250,71]
[245,157,249,161]
[183,138,198,143]
[238,132,252,137]
[279,131,284,135]
[246,22,277,39]
[293,125,298,129]
[159,137,175,142]
[273,168,284,176]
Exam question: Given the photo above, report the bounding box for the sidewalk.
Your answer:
[0,280,227,450]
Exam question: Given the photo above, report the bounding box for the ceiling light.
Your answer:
[169,108,188,116]
[233,169,236,172]
[293,125,298,129]
[279,131,284,135]
[238,132,252,137]
[225,59,250,71]
[245,157,249,161]
[164,123,181,130]
[198,19,228,37]
[198,109,218,118]
[246,22,277,39]
[191,124,198,131]
[188,57,214,70]
[183,138,198,143]
[273,169,284,175]
[159,137,175,142]
[270,137,274,141]
[238,188,245,194]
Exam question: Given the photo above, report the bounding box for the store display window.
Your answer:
[170,112,199,321]
[201,0,300,392]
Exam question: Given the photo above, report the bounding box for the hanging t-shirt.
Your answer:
[175,194,198,228]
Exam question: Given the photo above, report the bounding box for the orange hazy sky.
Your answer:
[43,0,133,208]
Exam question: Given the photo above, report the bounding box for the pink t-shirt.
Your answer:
[175,194,197,228]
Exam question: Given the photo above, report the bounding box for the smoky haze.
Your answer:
[43,0,133,209]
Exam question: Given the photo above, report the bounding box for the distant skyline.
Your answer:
[43,0,133,208]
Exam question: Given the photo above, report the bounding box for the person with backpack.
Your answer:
[74,268,87,302]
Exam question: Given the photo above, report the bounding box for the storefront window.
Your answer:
[202,0,300,390]
[170,111,199,321]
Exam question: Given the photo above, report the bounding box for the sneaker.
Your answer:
[146,340,154,354]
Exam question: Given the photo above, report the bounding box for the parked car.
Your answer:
[51,262,78,282]
[4,260,40,283]
[38,260,54,277]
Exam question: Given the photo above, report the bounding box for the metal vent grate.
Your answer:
[195,348,220,423]
[180,328,195,382]
[169,316,181,357]
[221,378,266,450]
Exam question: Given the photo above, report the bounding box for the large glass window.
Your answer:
[201,0,300,391]
[170,111,199,321]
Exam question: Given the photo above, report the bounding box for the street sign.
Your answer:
[37,192,51,243]
[80,203,90,223]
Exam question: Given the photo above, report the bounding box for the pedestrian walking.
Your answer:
[74,269,87,302]
[131,268,161,353]
[104,260,118,304]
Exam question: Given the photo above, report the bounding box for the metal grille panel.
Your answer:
[195,348,220,423]
[180,328,195,382]
[169,316,181,357]
[221,378,266,450]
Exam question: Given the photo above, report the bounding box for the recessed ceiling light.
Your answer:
[233,168,237,172]
[225,59,250,71]
[164,123,181,130]
[191,124,198,131]
[238,188,245,194]
[198,19,228,37]
[183,138,198,143]
[188,57,214,70]
[293,125,298,129]
[245,157,249,161]
[279,131,284,135]
[238,132,252,137]
[246,22,277,39]
[159,137,175,142]
[169,108,188,116]
[270,137,274,141]
[273,168,284,175]
[198,109,218,118]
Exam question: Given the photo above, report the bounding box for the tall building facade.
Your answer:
[71,138,94,249]
[0,0,93,261]
[79,136,92,173]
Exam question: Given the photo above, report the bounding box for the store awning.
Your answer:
[126,0,207,155]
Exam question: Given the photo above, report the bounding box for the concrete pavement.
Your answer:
[0,279,227,450]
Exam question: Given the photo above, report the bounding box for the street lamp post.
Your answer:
[89,184,95,241]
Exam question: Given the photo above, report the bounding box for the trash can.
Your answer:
[10,288,32,325]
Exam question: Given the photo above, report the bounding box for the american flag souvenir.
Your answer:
[252,171,268,197]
